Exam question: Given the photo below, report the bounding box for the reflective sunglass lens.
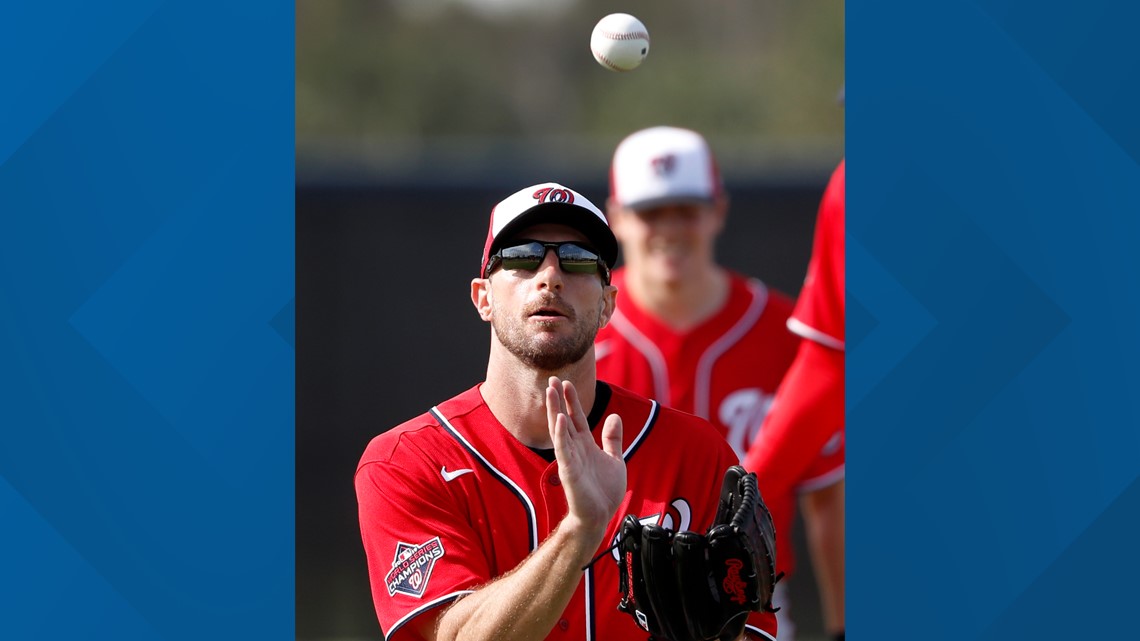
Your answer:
[500,242,545,270]
[558,245,600,273]
[495,241,604,276]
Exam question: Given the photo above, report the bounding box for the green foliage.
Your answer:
[297,0,844,170]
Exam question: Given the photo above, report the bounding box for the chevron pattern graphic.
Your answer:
[0,1,294,639]
[849,1,1140,639]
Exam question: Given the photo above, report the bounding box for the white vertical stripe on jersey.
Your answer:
[693,279,769,420]
[608,309,671,405]
[621,400,660,461]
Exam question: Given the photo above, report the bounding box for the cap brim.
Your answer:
[491,202,619,269]
[622,194,717,212]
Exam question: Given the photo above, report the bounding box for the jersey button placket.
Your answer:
[541,466,568,522]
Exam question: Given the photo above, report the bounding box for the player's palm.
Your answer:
[547,378,626,532]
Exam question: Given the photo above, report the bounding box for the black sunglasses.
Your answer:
[487,240,611,283]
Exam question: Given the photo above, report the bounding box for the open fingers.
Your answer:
[551,412,577,467]
[600,413,624,459]
[548,376,568,416]
[561,380,590,434]
[546,382,563,443]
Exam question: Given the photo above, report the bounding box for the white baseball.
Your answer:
[590,13,650,72]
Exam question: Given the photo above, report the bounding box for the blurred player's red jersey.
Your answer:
[744,160,846,528]
[596,270,799,461]
[356,383,777,641]
[596,270,845,580]
[789,159,845,350]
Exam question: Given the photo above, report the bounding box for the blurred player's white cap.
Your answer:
[609,126,723,211]
[481,182,618,278]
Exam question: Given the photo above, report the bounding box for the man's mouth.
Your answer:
[527,302,570,320]
[530,307,567,319]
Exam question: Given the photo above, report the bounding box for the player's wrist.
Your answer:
[561,512,608,538]
[559,514,609,557]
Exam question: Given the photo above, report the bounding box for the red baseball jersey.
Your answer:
[356,383,778,641]
[743,160,846,540]
[789,159,845,351]
[595,270,845,578]
[596,271,798,460]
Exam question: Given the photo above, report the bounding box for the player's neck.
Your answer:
[482,350,598,449]
[625,265,729,332]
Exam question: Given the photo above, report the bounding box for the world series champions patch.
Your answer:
[385,537,445,598]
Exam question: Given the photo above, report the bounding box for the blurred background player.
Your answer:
[744,158,846,641]
[595,126,845,641]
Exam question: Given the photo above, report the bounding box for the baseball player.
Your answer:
[743,159,846,641]
[355,183,778,641]
[595,127,845,641]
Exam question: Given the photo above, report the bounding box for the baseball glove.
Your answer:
[616,466,780,641]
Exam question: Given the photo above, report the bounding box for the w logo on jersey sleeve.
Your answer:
[385,537,445,598]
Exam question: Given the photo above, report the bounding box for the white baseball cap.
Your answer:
[609,126,724,210]
[480,182,619,278]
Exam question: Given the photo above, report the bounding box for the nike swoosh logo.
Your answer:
[441,466,474,482]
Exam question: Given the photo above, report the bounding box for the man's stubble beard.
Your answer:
[491,301,601,372]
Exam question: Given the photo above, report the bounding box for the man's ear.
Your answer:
[598,283,618,329]
[471,278,493,322]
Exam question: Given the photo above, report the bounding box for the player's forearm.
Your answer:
[802,481,845,633]
[432,516,606,641]
[743,339,844,498]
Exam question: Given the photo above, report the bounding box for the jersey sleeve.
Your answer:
[356,454,492,641]
[742,337,845,511]
[745,615,779,641]
[789,159,845,351]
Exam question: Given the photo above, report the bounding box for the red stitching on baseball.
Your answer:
[600,30,650,42]
[596,53,629,72]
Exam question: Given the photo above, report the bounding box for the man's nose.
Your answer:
[533,249,563,289]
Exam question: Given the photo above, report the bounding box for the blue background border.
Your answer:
[0,1,294,638]
[850,0,1140,639]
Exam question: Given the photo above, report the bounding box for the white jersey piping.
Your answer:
[608,309,671,405]
[622,399,660,461]
[796,463,846,493]
[430,407,539,552]
[746,623,777,641]
[384,590,474,641]
[693,279,769,419]
[787,317,845,351]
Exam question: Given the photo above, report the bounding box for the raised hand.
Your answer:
[546,377,626,537]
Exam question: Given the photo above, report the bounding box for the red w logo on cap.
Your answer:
[651,154,676,176]
[532,187,575,205]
